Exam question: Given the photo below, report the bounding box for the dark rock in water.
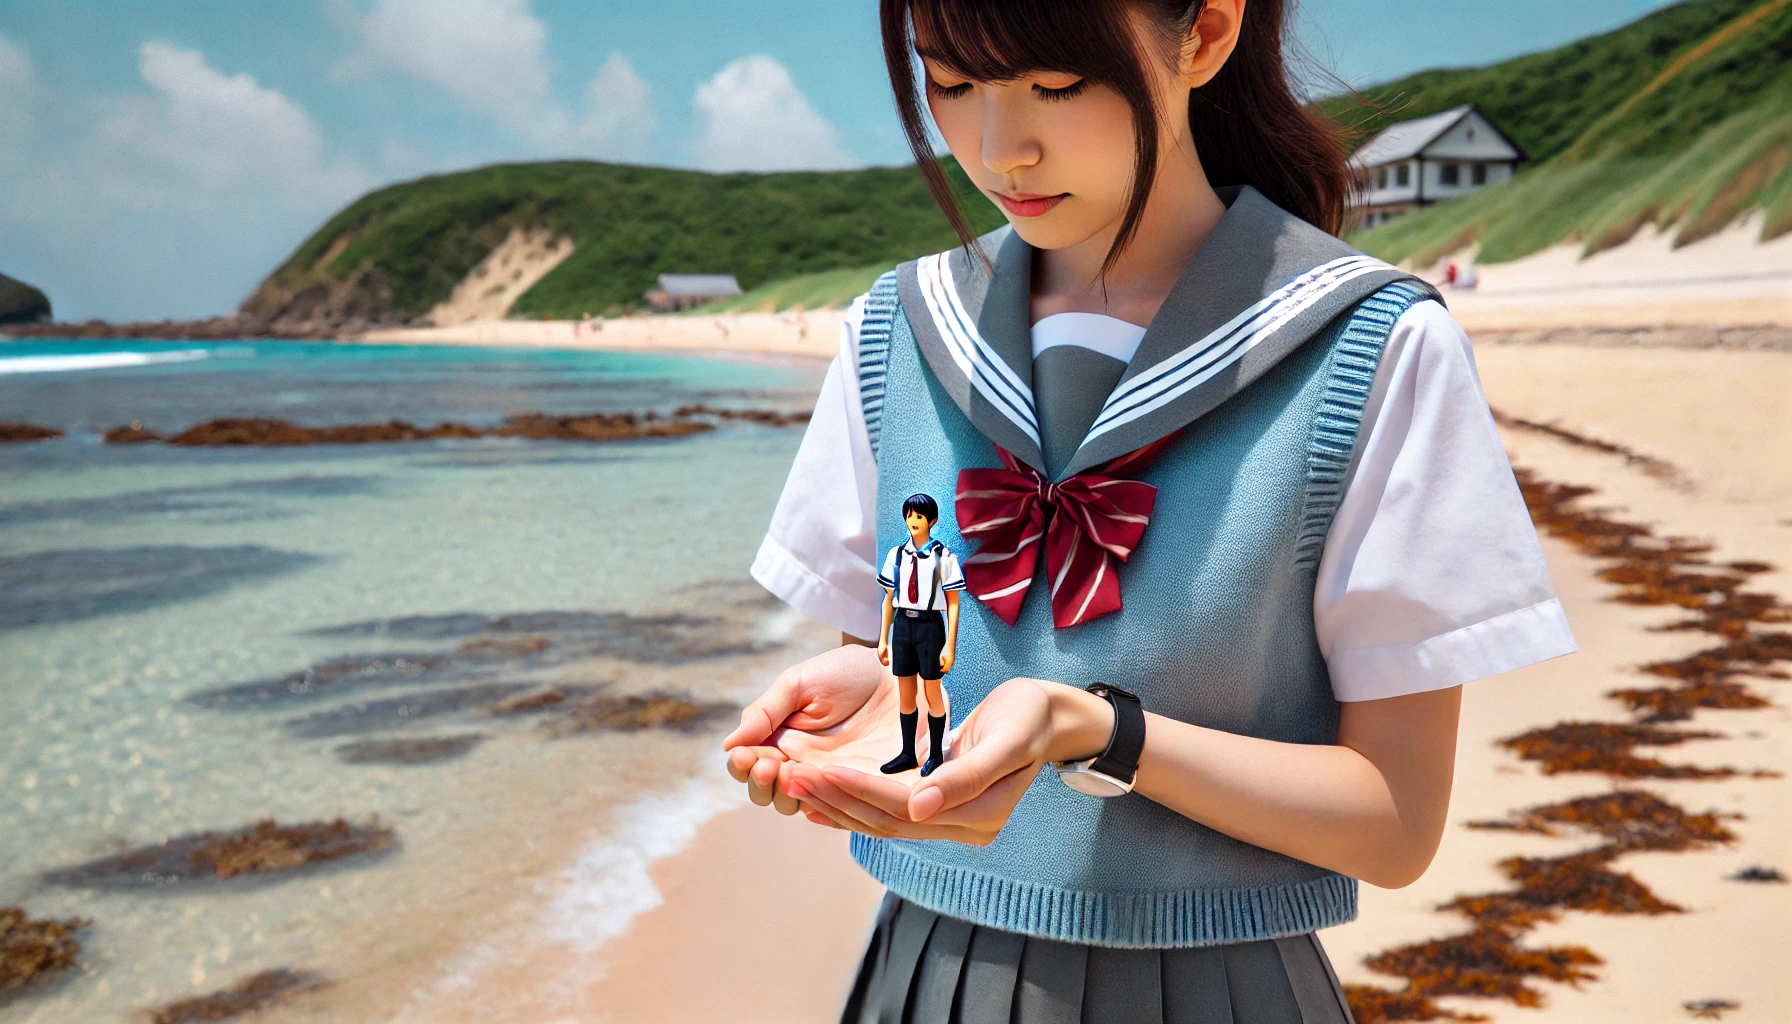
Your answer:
[281,681,533,738]
[0,544,323,632]
[675,403,811,426]
[493,411,712,441]
[0,906,89,994]
[0,273,51,326]
[167,417,483,445]
[147,968,326,1024]
[0,423,61,443]
[487,685,597,716]
[334,733,486,764]
[43,818,393,889]
[545,691,737,736]
[103,422,160,443]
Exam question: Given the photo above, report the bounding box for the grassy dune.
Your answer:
[1343,0,1792,266]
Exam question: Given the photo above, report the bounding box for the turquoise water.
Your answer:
[0,340,824,1021]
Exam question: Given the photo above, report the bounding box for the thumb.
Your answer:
[722,667,809,750]
[907,728,1026,821]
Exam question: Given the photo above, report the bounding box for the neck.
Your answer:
[911,531,932,548]
[1030,139,1227,329]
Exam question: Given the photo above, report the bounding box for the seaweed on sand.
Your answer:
[542,691,738,737]
[1345,467,1789,1024]
[0,907,88,993]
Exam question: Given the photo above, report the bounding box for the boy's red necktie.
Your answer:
[908,550,919,604]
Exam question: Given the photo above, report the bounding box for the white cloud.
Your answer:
[84,41,368,209]
[692,55,853,172]
[341,0,655,159]
[582,53,656,162]
[0,33,36,137]
[0,41,372,319]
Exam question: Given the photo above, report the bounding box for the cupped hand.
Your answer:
[787,677,1056,845]
[722,644,907,815]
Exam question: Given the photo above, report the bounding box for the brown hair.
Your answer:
[879,0,1353,274]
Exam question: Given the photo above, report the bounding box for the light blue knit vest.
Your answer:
[850,273,1433,948]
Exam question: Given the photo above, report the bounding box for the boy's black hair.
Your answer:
[901,493,940,524]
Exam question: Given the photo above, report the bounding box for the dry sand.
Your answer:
[357,309,848,361]
[1427,212,1792,332]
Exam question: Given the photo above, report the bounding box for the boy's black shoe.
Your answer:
[919,713,948,777]
[881,710,920,774]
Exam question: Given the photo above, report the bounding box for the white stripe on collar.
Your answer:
[917,251,1041,446]
[1086,255,1391,443]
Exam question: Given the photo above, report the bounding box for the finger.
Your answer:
[791,766,912,836]
[770,761,802,816]
[803,809,846,829]
[908,732,1033,821]
[722,666,811,750]
[911,762,1038,829]
[747,756,781,807]
[821,764,924,820]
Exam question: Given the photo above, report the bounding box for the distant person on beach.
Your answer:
[729,1,1574,1020]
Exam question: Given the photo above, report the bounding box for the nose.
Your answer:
[979,91,1041,177]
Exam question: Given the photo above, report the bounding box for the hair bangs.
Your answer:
[907,0,1145,86]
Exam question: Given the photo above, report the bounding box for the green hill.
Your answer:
[244,158,1002,325]
[1335,0,1792,266]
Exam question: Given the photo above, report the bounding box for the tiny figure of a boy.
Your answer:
[877,493,964,777]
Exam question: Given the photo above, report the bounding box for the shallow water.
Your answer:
[0,339,827,1021]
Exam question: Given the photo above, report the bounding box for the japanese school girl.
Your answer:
[724,2,1575,1021]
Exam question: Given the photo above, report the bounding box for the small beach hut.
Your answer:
[1349,105,1526,229]
[644,274,743,312]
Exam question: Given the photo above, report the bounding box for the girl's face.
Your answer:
[919,18,1194,254]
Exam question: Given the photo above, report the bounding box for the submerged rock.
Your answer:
[43,818,393,889]
[0,424,61,443]
[334,733,486,764]
[101,406,806,446]
[0,906,88,993]
[167,418,482,445]
[545,691,736,736]
[147,968,326,1024]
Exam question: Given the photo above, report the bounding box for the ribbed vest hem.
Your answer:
[851,835,1359,948]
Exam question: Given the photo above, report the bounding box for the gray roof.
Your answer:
[656,273,742,297]
[1350,105,1476,168]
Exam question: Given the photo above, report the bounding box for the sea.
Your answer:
[0,338,835,1022]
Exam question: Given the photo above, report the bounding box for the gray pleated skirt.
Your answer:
[840,892,1356,1024]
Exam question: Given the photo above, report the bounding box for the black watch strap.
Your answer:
[1086,683,1144,783]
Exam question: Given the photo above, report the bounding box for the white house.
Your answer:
[1349,105,1526,229]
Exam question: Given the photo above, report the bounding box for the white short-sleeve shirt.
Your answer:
[879,538,966,612]
[750,293,1577,702]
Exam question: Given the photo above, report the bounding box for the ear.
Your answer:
[1181,0,1247,90]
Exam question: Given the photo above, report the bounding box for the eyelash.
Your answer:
[924,78,1090,101]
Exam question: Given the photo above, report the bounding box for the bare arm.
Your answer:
[1042,682,1462,888]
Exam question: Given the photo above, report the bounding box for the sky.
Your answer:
[0,0,1683,321]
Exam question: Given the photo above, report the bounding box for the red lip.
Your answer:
[994,192,1067,217]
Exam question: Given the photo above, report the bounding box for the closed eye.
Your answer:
[927,79,972,100]
[1033,79,1089,101]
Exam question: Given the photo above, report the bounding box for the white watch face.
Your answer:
[1054,761,1132,797]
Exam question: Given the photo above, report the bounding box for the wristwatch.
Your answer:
[1052,683,1145,797]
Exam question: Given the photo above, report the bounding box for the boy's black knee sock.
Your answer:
[921,713,948,776]
[880,710,919,774]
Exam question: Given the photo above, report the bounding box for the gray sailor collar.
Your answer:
[893,185,1439,481]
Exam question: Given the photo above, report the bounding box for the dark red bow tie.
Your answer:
[954,433,1178,628]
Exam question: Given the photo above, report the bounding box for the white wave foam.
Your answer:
[0,349,216,375]
[543,764,737,952]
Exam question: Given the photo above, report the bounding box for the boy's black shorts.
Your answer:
[889,609,945,680]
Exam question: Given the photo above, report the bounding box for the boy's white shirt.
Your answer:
[751,293,1577,703]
